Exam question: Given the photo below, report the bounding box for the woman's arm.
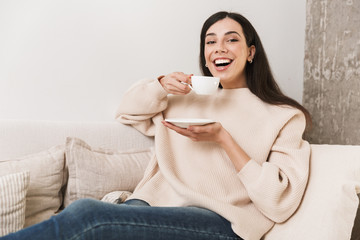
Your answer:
[162,111,310,223]
[237,111,310,223]
[115,78,168,136]
[116,73,192,136]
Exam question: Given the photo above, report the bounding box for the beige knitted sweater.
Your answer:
[115,78,310,240]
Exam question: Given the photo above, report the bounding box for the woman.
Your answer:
[1,11,311,240]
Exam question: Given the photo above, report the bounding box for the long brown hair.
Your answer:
[199,11,312,127]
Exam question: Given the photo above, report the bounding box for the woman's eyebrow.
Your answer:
[205,33,216,37]
[225,31,241,36]
[205,31,241,37]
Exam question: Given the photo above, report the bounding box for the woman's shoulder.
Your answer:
[272,104,305,121]
[244,89,303,114]
[244,91,306,125]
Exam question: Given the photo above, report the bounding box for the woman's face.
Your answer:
[204,18,255,89]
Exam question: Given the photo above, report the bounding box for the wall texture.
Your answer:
[303,0,360,144]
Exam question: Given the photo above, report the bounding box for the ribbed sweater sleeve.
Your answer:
[238,111,310,223]
[115,78,168,136]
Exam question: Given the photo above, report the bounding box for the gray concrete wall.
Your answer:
[303,0,360,144]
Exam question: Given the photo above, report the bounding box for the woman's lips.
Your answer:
[213,58,233,71]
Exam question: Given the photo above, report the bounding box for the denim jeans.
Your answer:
[1,198,243,240]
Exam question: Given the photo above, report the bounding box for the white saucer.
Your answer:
[165,118,215,128]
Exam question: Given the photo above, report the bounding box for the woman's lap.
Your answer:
[1,198,242,240]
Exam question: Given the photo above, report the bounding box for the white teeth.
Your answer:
[215,59,231,64]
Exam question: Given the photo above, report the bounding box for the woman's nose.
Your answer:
[215,43,227,53]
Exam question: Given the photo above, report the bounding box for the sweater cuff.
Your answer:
[150,78,169,100]
[237,159,262,186]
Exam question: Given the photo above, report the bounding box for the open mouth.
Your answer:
[214,59,232,67]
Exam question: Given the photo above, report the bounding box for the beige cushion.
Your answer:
[64,137,152,207]
[0,145,66,227]
[264,144,360,240]
[0,171,30,236]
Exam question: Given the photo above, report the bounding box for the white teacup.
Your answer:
[189,76,220,95]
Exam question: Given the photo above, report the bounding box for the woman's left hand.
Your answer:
[162,120,251,171]
[161,121,226,143]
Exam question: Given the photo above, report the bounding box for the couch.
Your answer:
[0,119,359,239]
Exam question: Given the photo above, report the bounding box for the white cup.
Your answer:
[189,76,220,95]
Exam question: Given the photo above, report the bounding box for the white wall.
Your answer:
[0,0,306,121]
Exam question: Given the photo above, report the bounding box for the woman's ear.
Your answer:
[248,45,256,62]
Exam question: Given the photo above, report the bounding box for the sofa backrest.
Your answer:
[0,120,154,159]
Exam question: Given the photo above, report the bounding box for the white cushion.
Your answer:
[264,144,360,240]
[0,172,30,236]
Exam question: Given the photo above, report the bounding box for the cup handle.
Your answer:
[180,82,193,90]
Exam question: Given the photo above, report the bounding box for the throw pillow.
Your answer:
[63,137,152,207]
[264,144,360,240]
[0,171,30,236]
[0,145,66,227]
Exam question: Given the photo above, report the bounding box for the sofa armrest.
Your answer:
[265,144,360,240]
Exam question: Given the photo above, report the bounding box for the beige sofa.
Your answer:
[0,119,359,239]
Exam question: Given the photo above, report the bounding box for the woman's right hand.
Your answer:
[159,72,193,95]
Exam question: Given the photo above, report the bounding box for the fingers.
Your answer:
[162,121,222,142]
[168,73,192,94]
[188,123,220,134]
[162,120,190,134]
[173,72,192,83]
[159,72,193,95]
[162,121,198,138]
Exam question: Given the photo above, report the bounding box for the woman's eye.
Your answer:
[206,40,216,45]
[228,39,239,42]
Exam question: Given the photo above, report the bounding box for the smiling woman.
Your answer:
[0,11,311,240]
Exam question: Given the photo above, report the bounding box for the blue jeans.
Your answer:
[2,198,243,240]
